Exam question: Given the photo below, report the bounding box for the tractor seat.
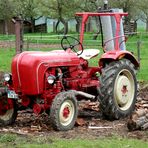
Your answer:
[78,49,100,60]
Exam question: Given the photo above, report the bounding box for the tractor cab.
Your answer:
[76,12,128,52]
[61,11,129,63]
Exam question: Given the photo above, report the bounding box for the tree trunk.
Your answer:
[95,16,100,31]
[75,17,81,33]
[56,18,68,35]
[64,22,68,35]
[93,17,100,40]
[55,20,60,34]
[31,17,35,33]
[53,22,56,33]
[60,18,68,35]
[146,19,148,32]
[86,17,92,32]
[4,20,8,35]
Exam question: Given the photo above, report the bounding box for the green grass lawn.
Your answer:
[126,34,148,81]
[0,133,147,148]
[0,49,15,72]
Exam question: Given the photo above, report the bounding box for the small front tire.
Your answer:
[50,91,78,131]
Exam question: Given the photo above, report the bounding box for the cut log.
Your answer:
[76,118,86,126]
[141,122,148,130]
[127,84,148,131]
[143,104,148,108]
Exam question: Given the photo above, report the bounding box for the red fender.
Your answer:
[99,50,139,68]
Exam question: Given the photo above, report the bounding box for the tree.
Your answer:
[109,0,142,34]
[14,0,41,33]
[109,0,138,22]
[0,0,15,34]
[40,0,84,34]
[75,0,102,33]
[137,0,148,32]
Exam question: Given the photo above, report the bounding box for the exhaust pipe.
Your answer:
[70,90,96,100]
[103,0,108,10]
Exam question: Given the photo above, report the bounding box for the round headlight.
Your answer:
[47,75,56,84]
[4,73,11,82]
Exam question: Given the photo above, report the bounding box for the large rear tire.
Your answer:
[50,91,78,131]
[0,94,17,125]
[98,59,137,119]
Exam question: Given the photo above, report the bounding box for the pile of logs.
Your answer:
[127,109,148,131]
[79,100,100,112]
[76,100,101,126]
[127,86,148,131]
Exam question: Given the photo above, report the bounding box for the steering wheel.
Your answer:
[61,36,83,56]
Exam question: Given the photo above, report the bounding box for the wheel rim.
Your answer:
[59,99,75,126]
[114,69,135,111]
[0,98,14,121]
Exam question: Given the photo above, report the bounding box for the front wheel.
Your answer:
[50,91,78,131]
[98,59,137,119]
[0,94,17,125]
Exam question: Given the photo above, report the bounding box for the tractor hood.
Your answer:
[12,50,80,95]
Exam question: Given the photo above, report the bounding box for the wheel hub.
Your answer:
[59,100,75,126]
[115,75,131,105]
[63,107,70,119]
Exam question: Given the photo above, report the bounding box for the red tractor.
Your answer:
[0,11,139,131]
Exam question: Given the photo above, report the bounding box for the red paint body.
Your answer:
[12,50,79,95]
[4,12,139,115]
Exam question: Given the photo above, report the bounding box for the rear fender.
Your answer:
[99,50,139,68]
